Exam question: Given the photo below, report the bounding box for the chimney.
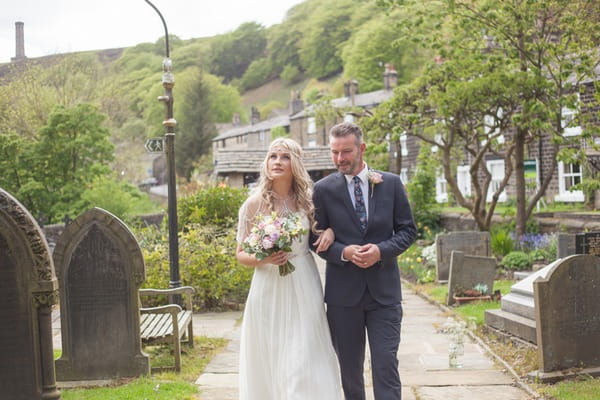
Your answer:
[344,80,359,106]
[250,107,260,125]
[383,63,397,90]
[12,21,26,62]
[289,90,304,115]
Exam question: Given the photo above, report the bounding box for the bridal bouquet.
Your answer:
[241,212,307,276]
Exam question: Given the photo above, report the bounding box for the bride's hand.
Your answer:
[313,227,335,253]
[264,250,288,266]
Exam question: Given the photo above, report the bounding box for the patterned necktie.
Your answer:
[353,176,367,232]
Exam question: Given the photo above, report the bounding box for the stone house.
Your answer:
[212,65,411,187]
[432,70,600,206]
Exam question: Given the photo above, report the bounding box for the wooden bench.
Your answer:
[139,286,195,372]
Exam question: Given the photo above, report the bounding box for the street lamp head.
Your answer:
[162,58,175,85]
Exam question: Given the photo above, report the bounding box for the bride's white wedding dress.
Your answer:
[237,207,342,399]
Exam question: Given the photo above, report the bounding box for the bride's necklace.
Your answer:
[272,191,295,215]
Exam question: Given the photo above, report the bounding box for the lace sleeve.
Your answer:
[236,195,262,244]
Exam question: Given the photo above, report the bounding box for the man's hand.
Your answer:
[313,228,335,253]
[351,243,381,268]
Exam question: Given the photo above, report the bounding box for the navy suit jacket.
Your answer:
[312,170,417,307]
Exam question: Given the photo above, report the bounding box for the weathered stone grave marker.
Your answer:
[54,208,149,381]
[435,231,491,282]
[447,250,497,306]
[0,188,60,399]
[531,254,600,382]
[575,231,600,257]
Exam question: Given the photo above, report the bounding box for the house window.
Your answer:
[400,168,408,184]
[562,95,582,137]
[308,138,317,147]
[307,117,316,134]
[400,133,408,156]
[555,162,584,202]
[483,109,505,145]
[259,130,265,143]
[431,134,442,153]
[456,165,471,197]
[344,114,355,123]
[435,170,448,203]
[486,160,507,202]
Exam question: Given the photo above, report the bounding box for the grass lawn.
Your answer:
[56,336,227,400]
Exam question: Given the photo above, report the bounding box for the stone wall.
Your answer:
[440,211,600,233]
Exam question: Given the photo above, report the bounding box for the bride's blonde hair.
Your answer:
[254,137,318,233]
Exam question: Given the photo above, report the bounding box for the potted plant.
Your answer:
[452,283,499,305]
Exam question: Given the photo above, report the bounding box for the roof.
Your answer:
[213,114,290,141]
[290,89,394,119]
[214,146,334,173]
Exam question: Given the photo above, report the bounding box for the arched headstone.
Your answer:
[0,188,60,399]
[54,208,149,381]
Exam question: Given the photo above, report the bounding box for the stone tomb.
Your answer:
[54,208,149,381]
[447,251,497,306]
[485,259,560,344]
[531,254,600,382]
[0,188,60,399]
[435,231,491,282]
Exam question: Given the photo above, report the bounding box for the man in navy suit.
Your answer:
[312,122,417,400]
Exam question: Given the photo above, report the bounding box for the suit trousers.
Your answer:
[327,288,403,400]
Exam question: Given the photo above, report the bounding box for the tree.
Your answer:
[175,68,217,180]
[208,22,268,82]
[371,0,600,235]
[14,104,115,222]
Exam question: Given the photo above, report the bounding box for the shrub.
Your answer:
[405,145,442,238]
[178,185,248,229]
[138,224,253,310]
[490,226,514,258]
[500,251,531,271]
[281,64,301,84]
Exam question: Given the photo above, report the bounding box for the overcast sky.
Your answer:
[0,0,304,64]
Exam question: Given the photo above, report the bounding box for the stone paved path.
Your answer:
[195,257,537,400]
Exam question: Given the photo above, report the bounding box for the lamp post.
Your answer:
[144,0,180,290]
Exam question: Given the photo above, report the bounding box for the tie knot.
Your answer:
[353,176,361,184]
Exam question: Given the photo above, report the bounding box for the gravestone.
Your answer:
[435,231,491,282]
[447,251,497,306]
[575,231,600,257]
[531,254,600,382]
[54,208,149,381]
[0,188,60,399]
[557,233,576,258]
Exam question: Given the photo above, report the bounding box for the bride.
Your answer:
[235,138,342,399]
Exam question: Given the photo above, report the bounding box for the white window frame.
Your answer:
[486,159,507,202]
[456,165,471,197]
[483,108,505,145]
[307,117,317,134]
[562,95,582,137]
[400,133,408,156]
[307,138,317,148]
[554,161,584,202]
[431,133,442,153]
[435,169,448,203]
[400,168,408,184]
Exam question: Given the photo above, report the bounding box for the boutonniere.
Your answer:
[367,170,383,198]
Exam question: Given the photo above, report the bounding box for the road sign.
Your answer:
[145,138,164,153]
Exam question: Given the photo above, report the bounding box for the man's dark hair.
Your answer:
[329,122,363,145]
